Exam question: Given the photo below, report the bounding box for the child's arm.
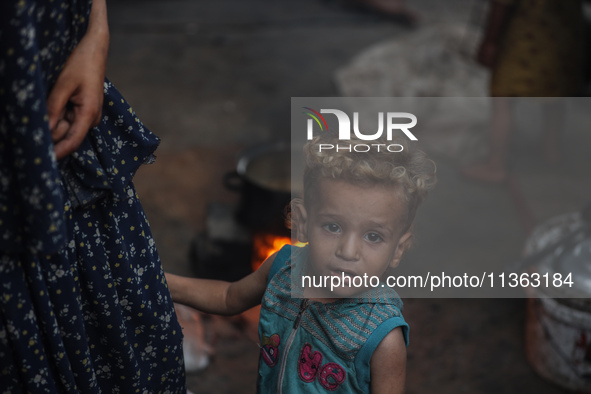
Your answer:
[165,251,278,316]
[370,327,407,394]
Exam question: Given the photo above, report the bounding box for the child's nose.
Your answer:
[336,234,360,261]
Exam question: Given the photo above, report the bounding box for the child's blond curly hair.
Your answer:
[290,133,436,233]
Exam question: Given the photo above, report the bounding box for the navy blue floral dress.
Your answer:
[0,1,186,393]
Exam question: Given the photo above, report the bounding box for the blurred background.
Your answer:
[106,0,591,392]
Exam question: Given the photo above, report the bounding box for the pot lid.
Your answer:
[523,212,591,298]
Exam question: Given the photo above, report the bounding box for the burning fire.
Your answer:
[252,233,305,271]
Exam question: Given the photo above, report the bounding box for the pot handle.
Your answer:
[223,171,243,192]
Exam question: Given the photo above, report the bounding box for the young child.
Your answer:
[166,134,436,393]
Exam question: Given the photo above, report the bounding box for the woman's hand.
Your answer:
[46,0,109,160]
[475,1,511,70]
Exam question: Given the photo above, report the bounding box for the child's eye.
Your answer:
[323,223,341,233]
[365,232,383,243]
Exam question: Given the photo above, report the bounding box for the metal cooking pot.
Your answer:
[224,141,300,235]
[522,210,591,392]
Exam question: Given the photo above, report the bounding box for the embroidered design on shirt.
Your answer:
[298,343,323,382]
[298,343,346,390]
[319,362,346,391]
[261,333,281,367]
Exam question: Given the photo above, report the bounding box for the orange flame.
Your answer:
[252,234,305,271]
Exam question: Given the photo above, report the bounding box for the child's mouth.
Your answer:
[330,269,358,278]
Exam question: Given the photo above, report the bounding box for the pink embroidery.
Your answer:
[261,334,281,367]
[298,343,323,382]
[297,344,346,390]
[319,363,347,391]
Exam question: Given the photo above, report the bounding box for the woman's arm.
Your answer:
[370,327,407,394]
[47,0,110,159]
[165,251,278,315]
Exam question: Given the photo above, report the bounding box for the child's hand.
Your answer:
[164,272,181,301]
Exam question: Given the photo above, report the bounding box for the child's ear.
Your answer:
[390,231,413,268]
[292,202,309,243]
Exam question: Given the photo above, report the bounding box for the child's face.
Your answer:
[298,178,412,298]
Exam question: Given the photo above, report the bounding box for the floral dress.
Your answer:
[0,1,186,393]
